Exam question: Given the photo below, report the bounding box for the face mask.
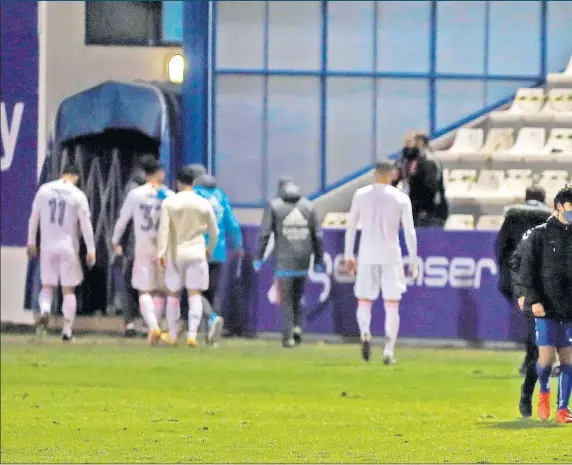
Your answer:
[563,210,572,223]
[403,147,420,161]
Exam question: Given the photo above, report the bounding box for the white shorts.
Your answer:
[354,262,406,301]
[40,248,83,288]
[132,256,166,292]
[165,259,209,293]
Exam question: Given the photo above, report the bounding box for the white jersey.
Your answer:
[112,183,173,258]
[344,183,417,265]
[27,179,95,254]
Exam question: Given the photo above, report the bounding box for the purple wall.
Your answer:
[1,1,39,246]
[221,227,527,343]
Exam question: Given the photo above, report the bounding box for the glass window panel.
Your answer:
[547,1,572,73]
[268,1,322,70]
[376,1,431,73]
[215,76,265,204]
[435,80,485,131]
[327,1,374,72]
[376,79,429,156]
[161,1,183,43]
[485,80,536,107]
[326,78,375,185]
[488,1,542,76]
[216,1,265,69]
[267,77,321,198]
[436,1,486,74]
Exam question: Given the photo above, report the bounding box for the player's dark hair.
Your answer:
[375,159,397,174]
[61,162,80,176]
[177,166,197,186]
[139,155,162,176]
[554,186,572,206]
[525,185,546,203]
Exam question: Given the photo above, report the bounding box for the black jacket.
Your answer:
[394,151,448,226]
[519,217,572,322]
[256,182,324,273]
[495,201,551,299]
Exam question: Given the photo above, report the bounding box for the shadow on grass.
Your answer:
[484,419,564,430]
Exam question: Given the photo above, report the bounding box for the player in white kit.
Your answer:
[112,156,173,345]
[27,163,96,341]
[344,160,418,363]
[157,166,219,348]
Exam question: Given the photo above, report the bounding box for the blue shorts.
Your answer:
[535,319,572,348]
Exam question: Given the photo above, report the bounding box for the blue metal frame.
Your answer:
[204,0,556,208]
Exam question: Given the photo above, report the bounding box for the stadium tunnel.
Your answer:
[24,80,182,316]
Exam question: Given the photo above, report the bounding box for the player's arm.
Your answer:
[494,211,513,267]
[518,228,544,315]
[26,190,42,257]
[401,196,418,263]
[111,191,134,255]
[344,192,360,272]
[221,191,243,253]
[78,194,96,266]
[206,205,220,258]
[256,203,275,263]
[309,206,325,267]
[156,200,171,265]
[509,239,526,310]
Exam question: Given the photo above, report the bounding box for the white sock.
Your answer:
[139,293,159,331]
[62,294,77,337]
[39,288,53,315]
[166,297,181,340]
[188,294,203,340]
[356,301,372,341]
[384,301,400,356]
[153,296,165,326]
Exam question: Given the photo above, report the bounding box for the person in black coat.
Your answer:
[495,186,551,372]
[517,186,572,423]
[394,132,448,227]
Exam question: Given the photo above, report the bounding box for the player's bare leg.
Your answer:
[187,289,203,348]
[61,286,77,342]
[556,347,572,424]
[36,285,54,338]
[383,300,400,365]
[139,290,162,345]
[161,292,181,346]
[537,346,556,420]
[356,299,372,362]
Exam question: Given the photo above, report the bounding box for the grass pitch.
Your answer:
[1,333,569,463]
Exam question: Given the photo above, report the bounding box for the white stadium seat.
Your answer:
[476,215,504,231]
[479,128,515,156]
[498,169,533,202]
[493,127,546,162]
[472,170,505,201]
[445,169,478,199]
[546,88,572,125]
[490,88,545,123]
[436,128,484,162]
[547,55,572,86]
[543,129,572,162]
[444,214,475,231]
[323,212,348,228]
[538,170,570,204]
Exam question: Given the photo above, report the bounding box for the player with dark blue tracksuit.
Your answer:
[518,186,572,424]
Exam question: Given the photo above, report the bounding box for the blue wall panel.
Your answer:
[546,1,572,72]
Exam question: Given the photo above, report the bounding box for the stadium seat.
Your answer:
[445,169,478,199]
[547,55,572,86]
[435,128,484,162]
[493,128,546,162]
[472,170,505,201]
[526,88,572,124]
[479,128,515,157]
[538,170,570,205]
[476,215,504,231]
[323,212,348,228]
[489,88,545,123]
[444,214,475,231]
[543,129,572,163]
[500,169,533,201]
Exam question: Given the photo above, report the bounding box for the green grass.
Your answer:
[1,334,569,464]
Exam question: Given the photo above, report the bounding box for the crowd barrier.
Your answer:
[216,226,528,343]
